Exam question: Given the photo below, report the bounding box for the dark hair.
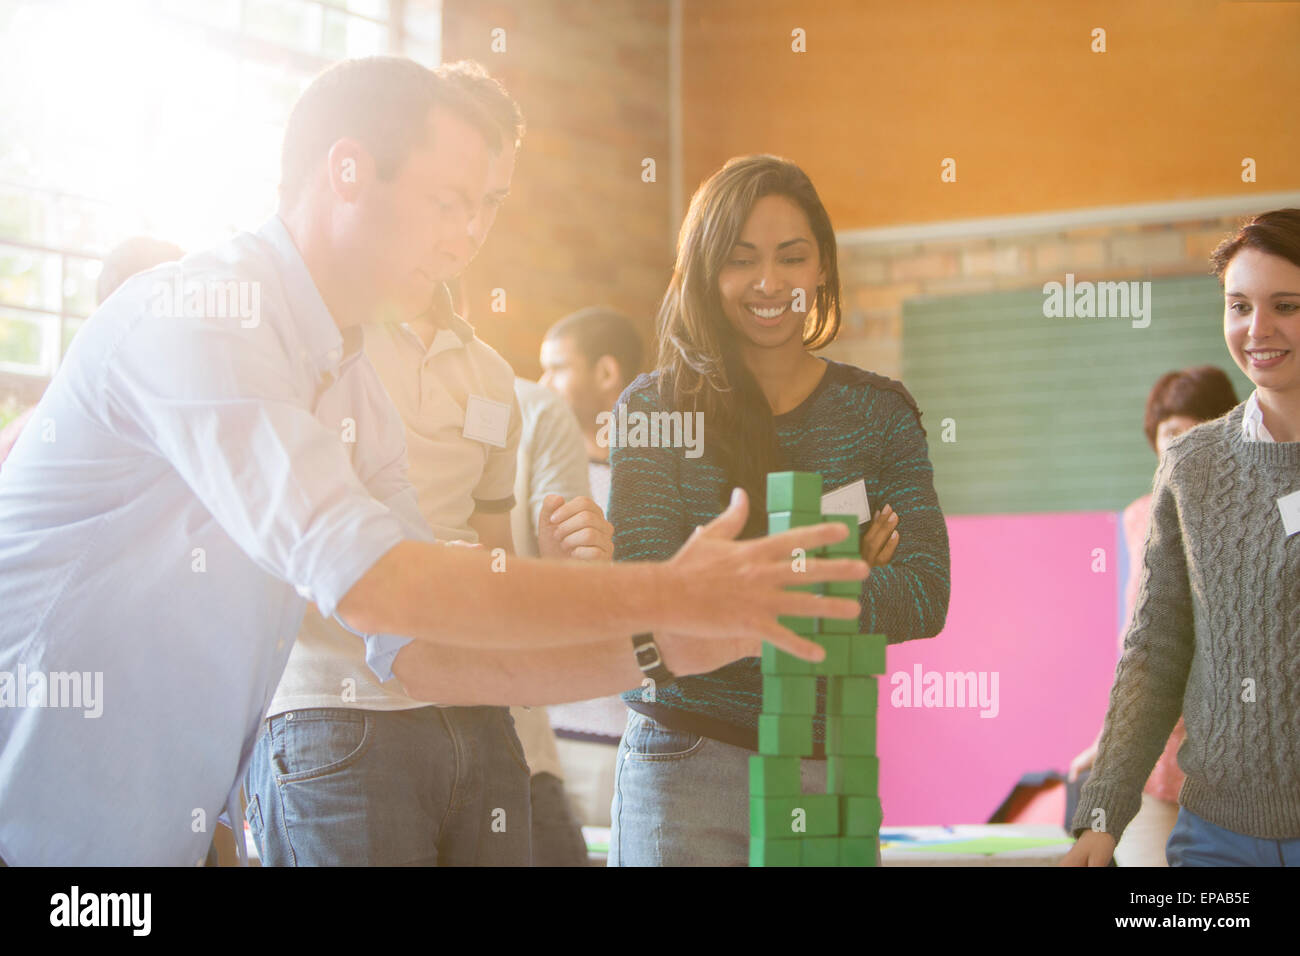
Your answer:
[657,154,841,535]
[545,307,643,387]
[96,237,184,304]
[1210,208,1300,281]
[436,60,525,149]
[1142,365,1239,452]
[279,56,502,208]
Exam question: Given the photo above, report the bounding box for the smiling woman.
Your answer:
[1213,210,1300,442]
[720,197,825,336]
[1065,209,1300,867]
[655,155,843,537]
[606,154,952,866]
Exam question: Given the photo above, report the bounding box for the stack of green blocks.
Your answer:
[749,471,886,867]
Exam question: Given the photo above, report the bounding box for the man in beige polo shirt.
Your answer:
[244,63,612,867]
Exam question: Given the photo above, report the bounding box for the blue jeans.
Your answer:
[245,705,531,866]
[608,710,828,866]
[1167,807,1300,866]
[530,772,589,867]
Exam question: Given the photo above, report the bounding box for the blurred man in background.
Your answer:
[509,376,597,865]
[537,308,647,817]
[539,307,643,510]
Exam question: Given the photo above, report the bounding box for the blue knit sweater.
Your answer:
[610,358,951,752]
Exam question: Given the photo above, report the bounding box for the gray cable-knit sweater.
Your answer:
[1072,401,1300,842]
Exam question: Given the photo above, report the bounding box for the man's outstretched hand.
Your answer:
[653,487,870,673]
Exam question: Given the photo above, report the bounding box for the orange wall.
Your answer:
[442,0,670,377]
[682,0,1300,230]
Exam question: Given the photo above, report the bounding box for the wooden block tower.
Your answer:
[749,471,886,867]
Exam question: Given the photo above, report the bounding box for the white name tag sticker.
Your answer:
[821,479,871,526]
[462,394,510,448]
[1277,490,1300,537]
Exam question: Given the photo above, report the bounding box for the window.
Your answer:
[0,0,442,385]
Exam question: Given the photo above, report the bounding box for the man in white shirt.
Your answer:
[0,56,868,865]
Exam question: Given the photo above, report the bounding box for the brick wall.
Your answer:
[440,0,671,378]
[823,215,1249,381]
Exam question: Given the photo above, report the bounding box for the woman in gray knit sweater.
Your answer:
[1065,208,1300,867]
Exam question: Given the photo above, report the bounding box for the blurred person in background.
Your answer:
[538,309,648,752]
[539,307,643,510]
[509,375,598,865]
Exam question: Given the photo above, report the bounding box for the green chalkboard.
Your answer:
[901,276,1256,516]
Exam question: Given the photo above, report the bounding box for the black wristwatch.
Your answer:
[631,632,676,687]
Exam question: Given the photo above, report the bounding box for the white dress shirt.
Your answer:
[1242,389,1277,443]
[0,216,431,865]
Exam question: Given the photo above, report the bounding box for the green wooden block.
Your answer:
[838,836,880,867]
[750,794,839,838]
[818,613,858,634]
[790,577,824,595]
[827,755,879,795]
[768,510,820,534]
[825,578,862,597]
[761,642,812,676]
[827,714,877,756]
[777,615,818,635]
[811,633,851,676]
[828,676,878,717]
[749,837,801,867]
[767,472,822,513]
[749,797,801,839]
[757,714,813,756]
[762,675,817,715]
[749,755,802,797]
[821,513,859,555]
[800,794,841,836]
[799,837,840,867]
[782,613,821,634]
[849,633,888,675]
[842,795,883,836]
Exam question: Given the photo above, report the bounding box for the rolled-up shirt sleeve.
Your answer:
[99,313,409,623]
[350,483,438,681]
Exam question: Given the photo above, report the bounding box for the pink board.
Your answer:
[877,511,1121,825]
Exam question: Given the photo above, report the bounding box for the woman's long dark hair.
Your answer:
[655,155,842,537]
